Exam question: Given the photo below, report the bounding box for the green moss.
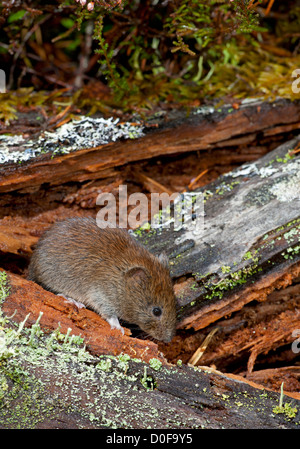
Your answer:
[139,222,151,231]
[140,366,157,391]
[149,358,162,372]
[0,271,10,304]
[203,218,299,303]
[267,152,294,167]
[221,265,231,273]
[271,383,298,421]
[0,308,97,428]
[206,180,241,201]
[0,268,298,428]
[204,260,261,301]
[97,357,112,372]
[273,403,298,420]
[0,305,203,428]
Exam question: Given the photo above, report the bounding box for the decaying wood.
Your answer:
[3,270,300,428]
[1,98,300,194]
[165,280,300,393]
[0,223,41,256]
[246,367,300,393]
[177,281,300,377]
[1,101,300,428]
[137,135,300,376]
[2,271,164,364]
[0,311,299,429]
[1,133,299,381]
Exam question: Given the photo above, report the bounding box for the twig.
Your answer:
[188,327,219,366]
[137,173,174,195]
[74,20,94,89]
[48,104,72,127]
[8,14,52,89]
[289,143,300,155]
[51,24,77,43]
[265,0,275,16]
[21,67,73,88]
[182,168,209,193]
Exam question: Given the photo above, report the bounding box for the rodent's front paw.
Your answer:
[107,315,125,335]
[57,294,86,309]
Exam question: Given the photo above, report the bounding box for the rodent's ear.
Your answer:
[158,252,169,268]
[125,266,150,285]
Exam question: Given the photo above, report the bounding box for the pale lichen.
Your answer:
[0,116,145,165]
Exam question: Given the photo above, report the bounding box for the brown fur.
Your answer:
[28,217,177,342]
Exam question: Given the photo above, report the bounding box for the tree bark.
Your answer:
[1,98,300,193]
[0,311,299,429]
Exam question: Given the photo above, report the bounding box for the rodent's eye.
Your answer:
[152,307,162,317]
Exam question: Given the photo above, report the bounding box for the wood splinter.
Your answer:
[188,327,219,366]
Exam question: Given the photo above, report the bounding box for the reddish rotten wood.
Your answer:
[2,271,165,364]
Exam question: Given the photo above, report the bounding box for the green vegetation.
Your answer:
[273,383,298,419]
[149,358,162,371]
[140,366,157,391]
[1,1,300,121]
[0,271,10,304]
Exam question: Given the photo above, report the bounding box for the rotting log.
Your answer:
[2,271,300,428]
[1,133,299,383]
[1,98,300,194]
[246,366,300,392]
[0,305,299,429]
[1,271,164,364]
[0,105,300,427]
[173,281,300,386]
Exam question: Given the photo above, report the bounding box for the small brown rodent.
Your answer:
[28,217,177,342]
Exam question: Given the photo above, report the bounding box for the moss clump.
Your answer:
[140,366,157,391]
[0,306,95,428]
[149,358,163,372]
[204,256,261,301]
[273,403,298,420]
[3,1,300,119]
[97,357,113,372]
[202,217,300,303]
[272,383,298,420]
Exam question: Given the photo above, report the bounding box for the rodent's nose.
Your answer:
[163,334,174,343]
